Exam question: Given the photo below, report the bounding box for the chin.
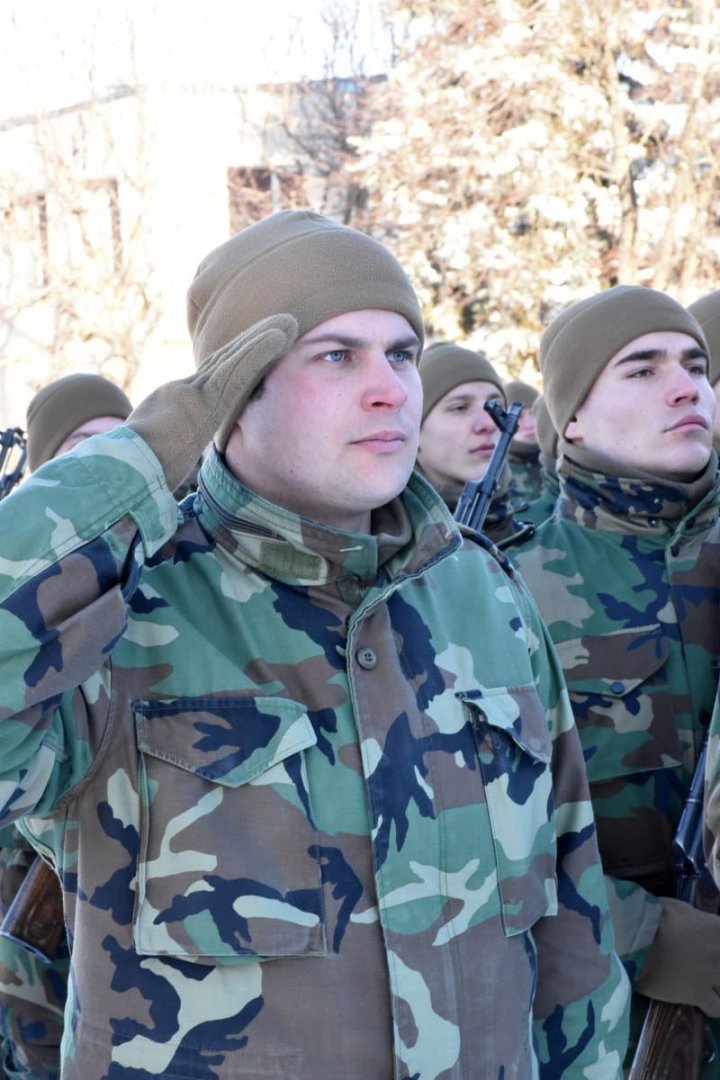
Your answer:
[661,457,712,482]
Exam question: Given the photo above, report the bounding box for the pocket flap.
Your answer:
[456,685,552,764]
[135,696,317,787]
[558,626,667,698]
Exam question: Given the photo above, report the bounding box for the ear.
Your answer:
[564,416,583,442]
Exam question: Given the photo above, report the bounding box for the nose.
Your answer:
[472,405,496,433]
[668,364,700,405]
[362,353,410,410]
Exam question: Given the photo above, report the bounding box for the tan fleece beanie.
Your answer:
[419,342,506,423]
[26,373,132,471]
[187,210,424,427]
[688,290,720,386]
[504,379,539,409]
[540,285,708,436]
[533,394,558,460]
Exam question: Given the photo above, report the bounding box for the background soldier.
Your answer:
[416,341,526,543]
[510,285,720,1074]
[0,372,132,1080]
[521,394,560,525]
[688,289,720,455]
[0,211,628,1078]
[504,377,543,504]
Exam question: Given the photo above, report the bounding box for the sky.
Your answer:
[1,0,391,121]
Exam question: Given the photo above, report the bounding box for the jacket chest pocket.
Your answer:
[133,695,326,963]
[557,625,681,782]
[558,626,683,890]
[458,685,558,936]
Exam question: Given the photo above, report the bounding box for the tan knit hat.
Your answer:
[26,373,132,471]
[540,285,708,436]
[533,394,558,460]
[419,342,505,423]
[504,379,539,409]
[187,210,424,426]
[688,290,720,386]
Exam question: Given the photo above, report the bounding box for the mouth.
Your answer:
[354,430,407,451]
[668,415,709,432]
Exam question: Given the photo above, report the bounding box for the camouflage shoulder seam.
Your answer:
[496,522,536,550]
[458,523,517,575]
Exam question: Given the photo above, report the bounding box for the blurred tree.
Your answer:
[351,0,720,375]
[0,79,159,399]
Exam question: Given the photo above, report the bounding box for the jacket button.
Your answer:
[356,647,378,670]
[609,680,624,695]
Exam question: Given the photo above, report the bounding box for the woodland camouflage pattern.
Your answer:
[519,461,560,529]
[0,825,66,1079]
[508,443,543,505]
[511,450,720,1068]
[0,428,628,1078]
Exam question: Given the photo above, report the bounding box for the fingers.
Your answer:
[203,315,299,377]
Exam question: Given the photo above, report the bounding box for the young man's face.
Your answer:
[564,331,715,480]
[225,309,423,532]
[514,408,537,444]
[417,380,504,490]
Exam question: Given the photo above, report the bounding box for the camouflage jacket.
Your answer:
[511,448,720,982]
[522,461,560,528]
[508,443,543,504]
[0,429,628,1079]
[0,824,67,1080]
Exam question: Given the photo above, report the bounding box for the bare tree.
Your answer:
[0,13,160,404]
[350,0,720,373]
[227,0,390,232]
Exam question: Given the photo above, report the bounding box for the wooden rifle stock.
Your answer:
[628,1000,705,1079]
[628,741,719,1079]
[0,856,64,963]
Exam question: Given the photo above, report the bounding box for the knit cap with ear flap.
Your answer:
[419,342,506,423]
[533,394,558,461]
[688,290,720,386]
[504,379,539,409]
[26,372,132,472]
[540,285,708,438]
[187,210,424,448]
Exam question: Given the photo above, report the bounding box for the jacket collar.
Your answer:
[195,449,461,590]
[555,441,720,534]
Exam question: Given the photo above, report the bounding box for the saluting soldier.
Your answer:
[0,212,628,1078]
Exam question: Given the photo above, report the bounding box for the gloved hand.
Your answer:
[126,314,298,493]
[635,896,720,1016]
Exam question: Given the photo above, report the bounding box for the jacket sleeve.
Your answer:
[0,427,180,821]
[510,579,631,1077]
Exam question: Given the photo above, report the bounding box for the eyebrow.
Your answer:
[300,331,421,351]
[613,345,709,366]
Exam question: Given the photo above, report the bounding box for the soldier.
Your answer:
[688,289,720,454]
[520,394,560,525]
[416,341,527,543]
[0,372,132,1080]
[509,285,720,1073]
[0,211,629,1078]
[504,378,543,504]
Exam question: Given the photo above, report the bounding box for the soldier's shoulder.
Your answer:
[456,523,521,577]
